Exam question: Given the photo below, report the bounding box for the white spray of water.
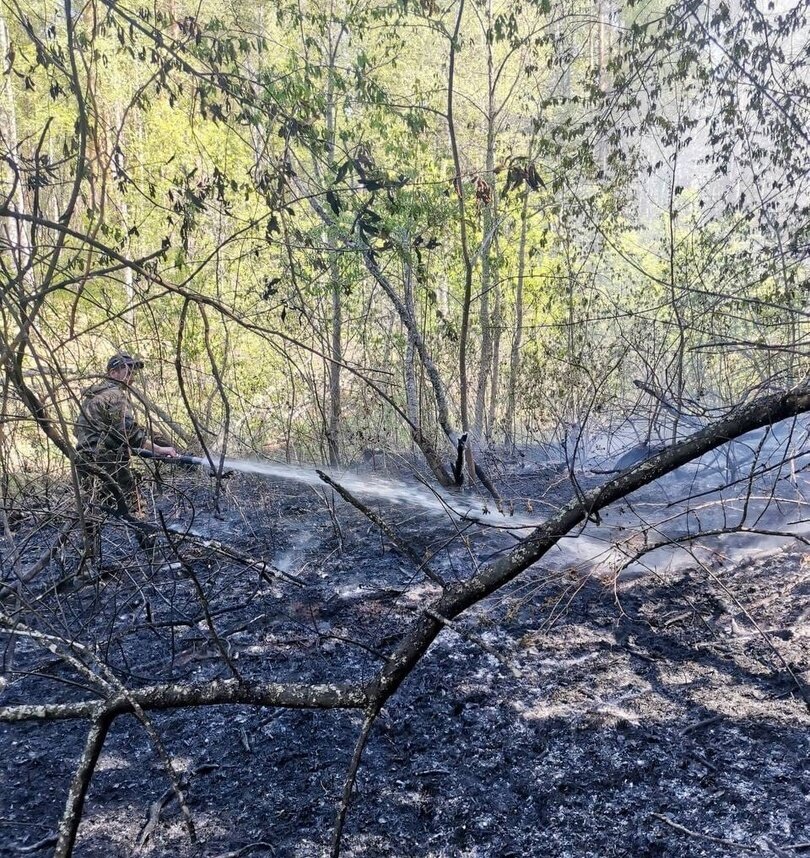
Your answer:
[192,448,810,576]
[210,458,657,574]
[203,456,541,531]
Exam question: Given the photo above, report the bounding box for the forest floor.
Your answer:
[1,454,809,858]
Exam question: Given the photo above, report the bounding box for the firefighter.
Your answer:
[75,351,177,556]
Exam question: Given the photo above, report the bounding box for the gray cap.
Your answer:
[107,351,144,372]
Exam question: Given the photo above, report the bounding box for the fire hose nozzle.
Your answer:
[134,449,200,468]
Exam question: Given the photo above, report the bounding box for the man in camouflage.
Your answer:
[75,352,177,546]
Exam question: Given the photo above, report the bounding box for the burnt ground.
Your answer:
[0,459,809,858]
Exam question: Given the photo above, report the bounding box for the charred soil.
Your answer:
[1,460,808,857]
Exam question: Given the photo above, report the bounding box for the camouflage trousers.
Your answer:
[76,454,152,559]
[77,454,139,513]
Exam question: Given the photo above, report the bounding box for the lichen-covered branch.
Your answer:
[0,679,369,723]
[54,714,112,858]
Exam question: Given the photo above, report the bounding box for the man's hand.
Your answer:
[152,444,178,458]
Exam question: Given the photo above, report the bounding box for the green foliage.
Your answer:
[0,0,807,468]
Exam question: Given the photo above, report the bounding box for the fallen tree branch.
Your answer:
[0,679,368,723]
[650,812,760,851]
[54,714,112,858]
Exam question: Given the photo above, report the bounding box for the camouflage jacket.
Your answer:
[74,379,147,459]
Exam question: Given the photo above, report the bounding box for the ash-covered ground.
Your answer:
[1,450,809,857]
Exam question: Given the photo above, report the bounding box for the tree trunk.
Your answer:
[327,257,342,467]
[487,230,503,440]
[505,191,528,448]
[474,0,497,441]
[0,14,34,290]
[324,22,343,467]
[447,0,476,483]
[404,251,452,485]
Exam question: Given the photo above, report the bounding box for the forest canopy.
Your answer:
[1,0,808,480]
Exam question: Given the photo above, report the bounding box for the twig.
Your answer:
[321,632,388,661]
[695,559,810,709]
[679,714,723,735]
[137,759,226,848]
[138,785,176,848]
[0,520,77,596]
[184,534,304,586]
[689,752,717,773]
[424,607,521,678]
[160,512,243,682]
[211,842,276,858]
[13,835,58,854]
[125,697,197,845]
[331,708,380,858]
[239,726,251,753]
[650,813,760,851]
[732,623,808,640]
[316,470,446,586]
